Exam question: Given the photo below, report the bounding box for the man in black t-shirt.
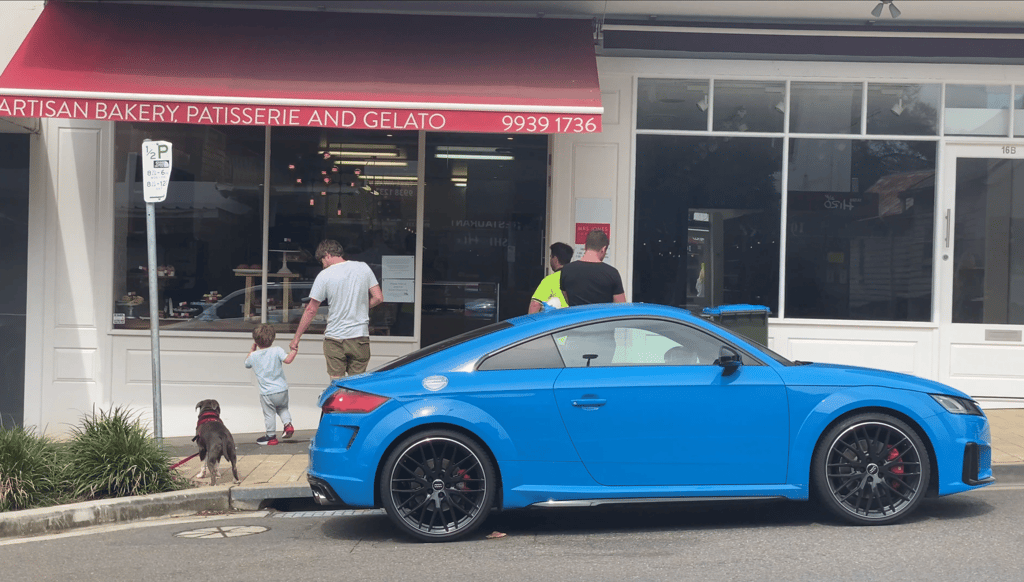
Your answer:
[559,229,627,306]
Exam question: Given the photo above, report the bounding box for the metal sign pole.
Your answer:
[146,201,163,440]
[142,139,173,441]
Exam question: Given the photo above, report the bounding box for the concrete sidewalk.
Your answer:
[3,410,1023,539]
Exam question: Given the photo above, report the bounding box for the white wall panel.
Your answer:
[53,347,97,382]
[54,127,100,329]
[110,333,418,437]
[28,118,112,436]
[770,322,938,380]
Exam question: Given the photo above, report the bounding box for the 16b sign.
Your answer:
[142,140,173,202]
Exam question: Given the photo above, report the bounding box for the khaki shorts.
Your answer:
[323,336,370,378]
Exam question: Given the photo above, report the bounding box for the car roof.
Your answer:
[509,302,698,328]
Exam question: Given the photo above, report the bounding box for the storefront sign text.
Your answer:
[0,96,602,134]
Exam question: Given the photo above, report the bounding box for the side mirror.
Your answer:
[714,346,742,375]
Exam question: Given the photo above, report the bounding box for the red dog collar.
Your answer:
[196,411,221,427]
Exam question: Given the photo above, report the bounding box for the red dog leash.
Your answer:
[169,453,198,470]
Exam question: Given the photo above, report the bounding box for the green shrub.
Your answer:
[0,424,71,511]
[64,406,188,500]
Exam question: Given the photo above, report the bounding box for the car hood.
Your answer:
[777,362,971,398]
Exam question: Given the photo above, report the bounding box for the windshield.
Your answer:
[374,321,513,372]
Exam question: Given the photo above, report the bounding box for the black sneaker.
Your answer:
[256,435,279,446]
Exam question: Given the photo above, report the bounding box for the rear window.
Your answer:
[374,321,513,372]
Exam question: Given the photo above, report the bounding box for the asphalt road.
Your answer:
[4,485,1023,582]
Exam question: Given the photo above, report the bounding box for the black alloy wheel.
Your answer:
[812,413,930,525]
[380,430,496,542]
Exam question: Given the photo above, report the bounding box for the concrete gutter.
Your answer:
[0,482,308,539]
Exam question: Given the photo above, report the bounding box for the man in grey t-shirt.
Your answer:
[290,240,383,378]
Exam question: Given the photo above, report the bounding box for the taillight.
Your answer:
[322,388,389,414]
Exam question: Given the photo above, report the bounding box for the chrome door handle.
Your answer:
[572,398,607,408]
[944,209,951,248]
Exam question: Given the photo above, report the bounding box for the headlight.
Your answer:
[931,394,984,416]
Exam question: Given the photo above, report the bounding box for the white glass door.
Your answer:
[940,143,1024,401]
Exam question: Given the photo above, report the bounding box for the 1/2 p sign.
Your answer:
[142,140,173,202]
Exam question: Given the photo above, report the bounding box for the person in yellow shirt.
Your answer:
[528,242,574,314]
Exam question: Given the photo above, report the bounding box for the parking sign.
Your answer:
[142,140,173,202]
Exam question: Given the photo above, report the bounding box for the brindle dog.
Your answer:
[192,399,240,485]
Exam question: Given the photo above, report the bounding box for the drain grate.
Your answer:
[274,508,385,518]
[175,525,269,539]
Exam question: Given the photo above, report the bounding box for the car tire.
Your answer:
[812,412,930,525]
[380,429,496,542]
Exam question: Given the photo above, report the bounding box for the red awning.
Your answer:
[0,1,602,133]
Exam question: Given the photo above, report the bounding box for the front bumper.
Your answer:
[962,442,995,486]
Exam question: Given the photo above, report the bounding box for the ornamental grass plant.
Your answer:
[0,423,71,512]
[64,406,189,500]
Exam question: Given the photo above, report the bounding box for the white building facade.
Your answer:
[4,1,1024,438]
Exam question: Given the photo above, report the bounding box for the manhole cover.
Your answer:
[175,525,269,539]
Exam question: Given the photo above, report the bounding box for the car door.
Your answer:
[552,317,790,486]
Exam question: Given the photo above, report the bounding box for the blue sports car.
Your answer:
[307,303,994,542]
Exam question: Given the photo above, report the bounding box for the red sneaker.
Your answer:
[282,423,294,439]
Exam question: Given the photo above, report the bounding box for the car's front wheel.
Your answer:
[812,413,930,525]
[380,429,496,542]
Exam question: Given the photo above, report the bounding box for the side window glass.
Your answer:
[554,318,729,368]
[478,335,564,371]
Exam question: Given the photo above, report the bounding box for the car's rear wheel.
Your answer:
[812,413,930,525]
[380,429,496,542]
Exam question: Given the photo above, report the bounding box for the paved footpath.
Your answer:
[2,410,1023,539]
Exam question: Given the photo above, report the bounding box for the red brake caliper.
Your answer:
[887,447,904,488]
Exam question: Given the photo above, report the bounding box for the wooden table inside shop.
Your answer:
[233,269,300,322]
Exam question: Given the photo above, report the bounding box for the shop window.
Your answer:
[268,128,418,337]
[712,81,786,133]
[945,84,1011,137]
[422,134,548,346]
[790,82,863,134]
[867,83,940,136]
[113,124,265,331]
[952,158,1024,324]
[1015,88,1024,137]
[112,125,418,336]
[785,139,936,321]
[0,133,29,425]
[637,79,710,131]
[633,135,782,314]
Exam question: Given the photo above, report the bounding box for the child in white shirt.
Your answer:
[245,324,297,445]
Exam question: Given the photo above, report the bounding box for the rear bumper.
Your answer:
[308,476,348,506]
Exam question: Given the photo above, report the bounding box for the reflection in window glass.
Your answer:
[553,318,725,368]
[945,85,1010,136]
[867,83,940,135]
[713,81,785,133]
[637,79,710,130]
[790,82,863,134]
[953,158,1024,324]
[633,136,781,313]
[786,139,936,321]
[113,124,265,331]
[1013,87,1024,137]
[270,128,418,337]
[422,134,548,346]
[478,335,564,370]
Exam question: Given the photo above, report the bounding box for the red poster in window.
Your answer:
[575,223,610,244]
